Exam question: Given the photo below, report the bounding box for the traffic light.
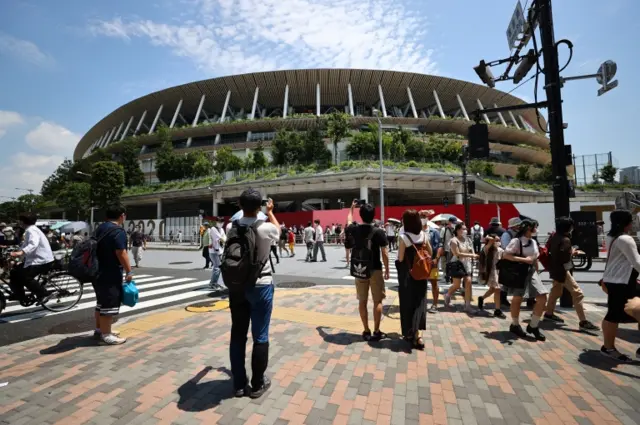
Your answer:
[468,181,476,195]
[468,123,490,159]
[474,60,496,88]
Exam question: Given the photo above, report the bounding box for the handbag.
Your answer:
[496,239,531,289]
[122,280,139,307]
[446,260,468,278]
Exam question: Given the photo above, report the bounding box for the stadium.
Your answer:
[74,69,557,220]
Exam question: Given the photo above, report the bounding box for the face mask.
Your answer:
[462,230,468,237]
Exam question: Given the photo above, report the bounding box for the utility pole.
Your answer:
[537,0,570,218]
[461,147,471,228]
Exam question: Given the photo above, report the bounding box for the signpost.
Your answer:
[506,1,526,51]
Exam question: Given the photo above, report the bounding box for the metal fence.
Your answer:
[573,152,617,186]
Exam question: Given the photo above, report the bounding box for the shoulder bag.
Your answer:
[496,238,531,289]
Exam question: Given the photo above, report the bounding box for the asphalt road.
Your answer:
[0,245,610,347]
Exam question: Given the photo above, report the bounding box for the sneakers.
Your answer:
[494,309,507,319]
[544,313,565,324]
[93,330,121,340]
[526,325,546,342]
[250,378,271,399]
[510,324,527,338]
[579,321,599,331]
[100,333,127,345]
[444,294,451,308]
[478,296,484,311]
[234,385,251,398]
[600,346,633,362]
[428,304,438,313]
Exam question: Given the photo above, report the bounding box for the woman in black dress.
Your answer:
[396,209,431,349]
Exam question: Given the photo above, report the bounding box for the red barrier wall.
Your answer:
[208,203,520,228]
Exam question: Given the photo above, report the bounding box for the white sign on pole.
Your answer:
[506,1,525,51]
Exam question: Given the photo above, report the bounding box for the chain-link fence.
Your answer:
[573,152,617,186]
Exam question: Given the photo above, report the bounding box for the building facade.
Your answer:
[620,166,640,185]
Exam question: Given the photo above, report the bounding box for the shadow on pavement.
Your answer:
[316,326,410,353]
[481,330,536,345]
[177,366,235,412]
[578,349,640,379]
[40,335,96,355]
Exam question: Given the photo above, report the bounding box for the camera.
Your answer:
[353,198,367,207]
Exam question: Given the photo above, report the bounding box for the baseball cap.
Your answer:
[448,217,457,223]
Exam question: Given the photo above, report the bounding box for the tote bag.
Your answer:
[496,239,531,289]
[122,281,139,307]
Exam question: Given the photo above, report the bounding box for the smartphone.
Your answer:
[261,199,269,207]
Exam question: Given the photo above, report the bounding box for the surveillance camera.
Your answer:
[563,123,568,129]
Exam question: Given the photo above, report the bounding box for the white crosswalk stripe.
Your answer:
[1,272,220,324]
[341,251,486,290]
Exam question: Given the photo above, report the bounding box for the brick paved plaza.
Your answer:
[1,286,639,425]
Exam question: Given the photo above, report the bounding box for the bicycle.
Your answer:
[0,247,84,315]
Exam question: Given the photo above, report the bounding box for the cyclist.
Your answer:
[8,213,54,304]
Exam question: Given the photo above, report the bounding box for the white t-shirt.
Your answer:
[400,231,426,247]
[209,227,224,251]
[315,226,324,242]
[385,225,395,237]
[505,236,539,259]
[238,217,280,286]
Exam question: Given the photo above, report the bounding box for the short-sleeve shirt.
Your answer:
[449,237,474,271]
[505,236,539,259]
[238,217,280,286]
[95,222,127,278]
[130,231,144,248]
[346,223,388,270]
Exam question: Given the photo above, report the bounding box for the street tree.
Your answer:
[57,182,91,220]
[599,163,617,184]
[41,159,74,200]
[90,161,125,209]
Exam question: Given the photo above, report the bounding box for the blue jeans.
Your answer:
[210,252,221,285]
[229,283,274,390]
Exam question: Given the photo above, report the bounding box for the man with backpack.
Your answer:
[471,221,483,254]
[345,200,390,341]
[220,189,280,399]
[93,205,131,345]
[440,217,457,283]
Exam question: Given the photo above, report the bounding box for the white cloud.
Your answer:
[0,154,65,197]
[90,0,437,75]
[25,121,82,154]
[0,110,25,139]
[0,33,54,67]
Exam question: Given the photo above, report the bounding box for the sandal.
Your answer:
[413,338,425,350]
[371,330,387,341]
[362,330,372,341]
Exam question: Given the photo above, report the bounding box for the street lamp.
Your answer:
[76,171,95,229]
[372,108,385,223]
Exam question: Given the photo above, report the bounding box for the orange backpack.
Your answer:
[408,235,432,280]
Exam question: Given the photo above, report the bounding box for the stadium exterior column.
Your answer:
[120,116,135,141]
[456,94,470,121]
[406,87,418,118]
[187,94,206,147]
[134,110,148,135]
[508,111,521,129]
[104,126,117,146]
[476,99,490,124]
[432,90,445,118]
[316,83,321,116]
[215,91,231,144]
[113,121,125,142]
[247,87,260,142]
[348,83,355,116]
[212,195,219,217]
[494,104,508,127]
[359,182,368,203]
[169,99,183,128]
[283,85,289,118]
[518,115,531,132]
[378,85,388,117]
[149,104,164,134]
[157,199,162,219]
[455,186,463,205]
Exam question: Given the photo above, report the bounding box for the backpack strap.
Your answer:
[96,226,124,245]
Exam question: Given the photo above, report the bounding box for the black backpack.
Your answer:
[68,226,122,283]
[350,226,375,279]
[220,220,268,290]
[473,226,482,242]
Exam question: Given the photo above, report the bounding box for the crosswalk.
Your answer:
[340,251,486,290]
[0,273,219,324]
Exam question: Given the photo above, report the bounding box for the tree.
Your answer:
[0,201,19,222]
[251,141,268,169]
[88,148,111,163]
[483,162,495,177]
[41,159,74,200]
[214,147,244,173]
[535,163,554,183]
[591,173,601,184]
[90,161,124,209]
[190,151,213,177]
[119,139,145,186]
[346,131,376,160]
[271,129,304,166]
[155,140,179,182]
[15,194,45,213]
[326,112,350,164]
[57,182,91,220]
[468,160,486,175]
[302,121,332,167]
[599,163,617,184]
[516,165,531,181]
[389,130,407,161]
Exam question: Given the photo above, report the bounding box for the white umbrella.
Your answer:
[59,221,89,234]
[430,213,460,223]
[387,218,401,225]
[426,221,440,230]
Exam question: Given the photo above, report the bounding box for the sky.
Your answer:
[0,0,638,198]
